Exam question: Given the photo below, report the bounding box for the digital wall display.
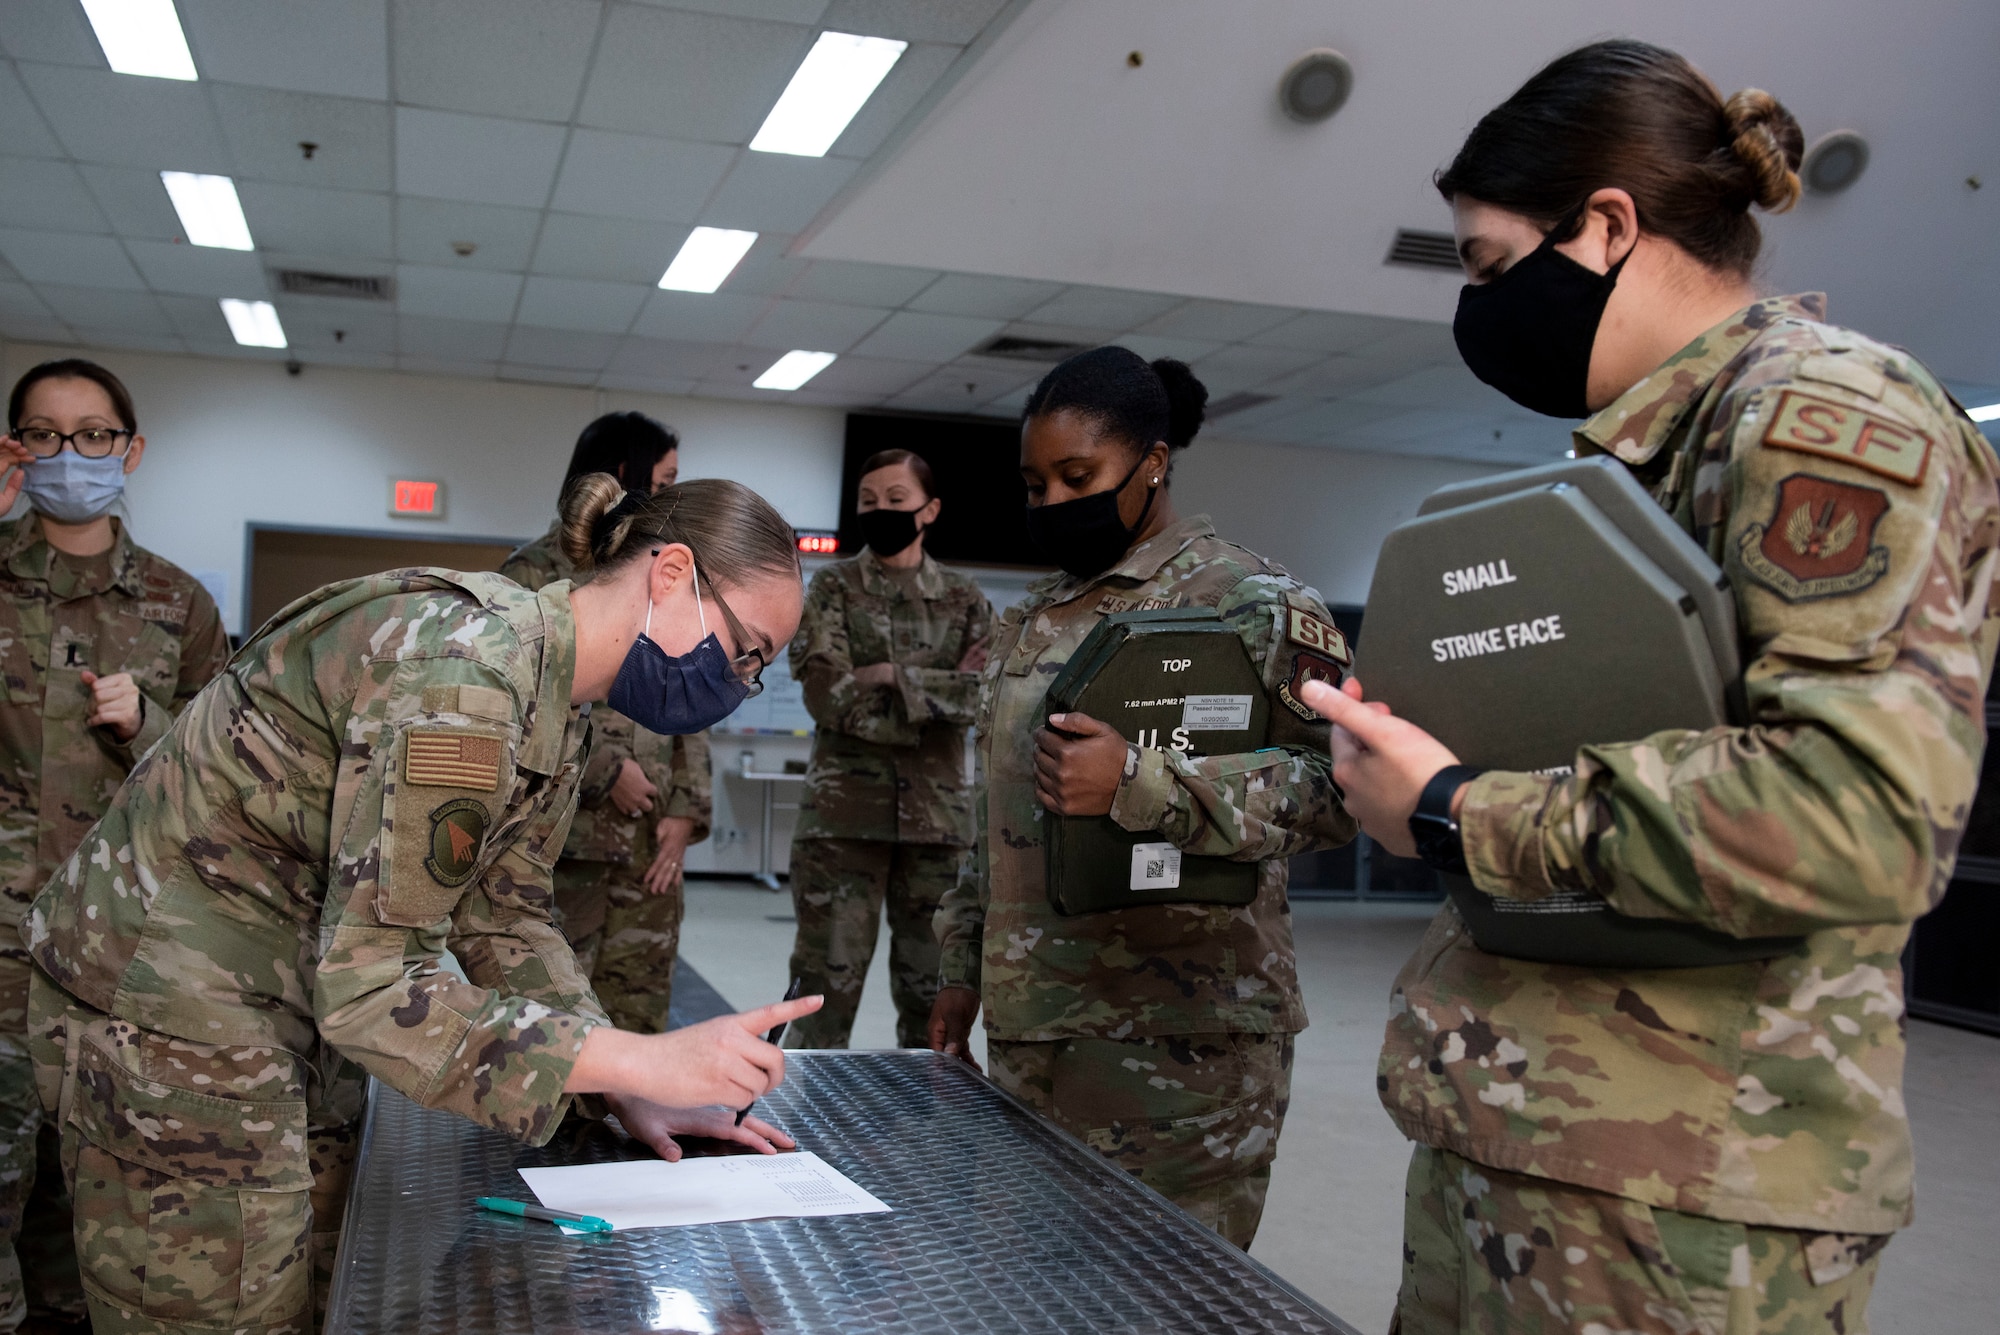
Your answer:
[838,412,1046,568]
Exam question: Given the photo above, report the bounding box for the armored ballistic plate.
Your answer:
[1043,608,1269,915]
[1361,479,1801,967]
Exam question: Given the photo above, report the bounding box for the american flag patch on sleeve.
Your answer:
[404,731,503,790]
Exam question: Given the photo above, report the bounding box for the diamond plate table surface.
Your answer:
[324,1050,1362,1335]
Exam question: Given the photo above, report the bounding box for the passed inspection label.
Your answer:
[1181,694,1253,731]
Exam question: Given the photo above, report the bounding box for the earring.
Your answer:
[1150,477,1160,486]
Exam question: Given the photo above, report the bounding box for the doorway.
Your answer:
[244,524,529,638]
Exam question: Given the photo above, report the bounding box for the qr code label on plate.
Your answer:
[1129,842,1183,891]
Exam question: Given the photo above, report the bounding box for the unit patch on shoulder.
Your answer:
[424,798,489,888]
[1738,472,1891,603]
[1763,390,1933,487]
[1282,607,1351,664]
[1279,650,1344,721]
[405,729,503,790]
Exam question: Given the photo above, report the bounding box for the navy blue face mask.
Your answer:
[606,568,752,734]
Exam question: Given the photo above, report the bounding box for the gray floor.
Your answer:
[680,879,2000,1334]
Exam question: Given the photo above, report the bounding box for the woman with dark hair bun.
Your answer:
[930,346,1356,1248]
[1307,40,2000,1334]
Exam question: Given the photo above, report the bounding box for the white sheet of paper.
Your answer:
[518,1151,890,1232]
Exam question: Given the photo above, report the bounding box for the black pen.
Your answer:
[735,977,802,1126]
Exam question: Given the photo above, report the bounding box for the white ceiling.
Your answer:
[0,0,1994,469]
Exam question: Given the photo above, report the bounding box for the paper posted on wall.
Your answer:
[518,1150,890,1232]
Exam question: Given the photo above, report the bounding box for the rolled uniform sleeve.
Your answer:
[312,657,600,1146]
[652,728,712,842]
[1109,580,1357,861]
[793,569,922,747]
[1463,375,1998,938]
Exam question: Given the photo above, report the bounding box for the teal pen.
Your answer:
[474,1196,613,1233]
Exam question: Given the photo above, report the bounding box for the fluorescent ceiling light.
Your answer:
[754,350,836,391]
[161,172,254,250]
[658,227,759,293]
[81,0,198,80]
[220,299,286,349]
[1969,402,2000,423]
[749,31,907,157]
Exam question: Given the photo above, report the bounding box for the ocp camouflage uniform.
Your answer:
[0,515,227,1332]
[786,548,991,1049]
[1383,294,2000,1334]
[23,568,609,1334]
[935,514,1357,1247]
[502,527,711,1032]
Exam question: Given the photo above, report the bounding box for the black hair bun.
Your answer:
[1150,358,1208,451]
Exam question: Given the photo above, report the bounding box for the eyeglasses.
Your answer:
[10,427,133,459]
[699,571,767,698]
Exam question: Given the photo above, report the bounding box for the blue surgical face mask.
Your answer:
[605,566,751,735]
[23,451,126,524]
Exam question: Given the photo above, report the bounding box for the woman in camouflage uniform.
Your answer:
[1309,41,2000,1335]
[24,474,818,1335]
[784,448,992,1050]
[930,348,1357,1248]
[504,412,712,1034]
[0,360,229,1333]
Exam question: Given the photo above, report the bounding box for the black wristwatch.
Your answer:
[1407,765,1486,875]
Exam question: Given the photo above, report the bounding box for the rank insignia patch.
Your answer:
[1739,473,1891,602]
[1763,390,1932,486]
[405,730,502,790]
[425,798,489,888]
[1279,650,1345,721]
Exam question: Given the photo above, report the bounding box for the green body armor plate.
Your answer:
[1043,608,1269,915]
[1361,458,1803,968]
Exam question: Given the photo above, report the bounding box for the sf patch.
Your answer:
[1739,473,1891,602]
[424,798,489,888]
[1283,607,1351,664]
[1763,390,1932,487]
[1279,650,1344,721]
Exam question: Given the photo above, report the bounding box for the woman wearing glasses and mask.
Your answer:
[929,349,1356,1248]
[504,412,712,1035]
[784,448,992,1050]
[0,359,228,1331]
[24,473,817,1334]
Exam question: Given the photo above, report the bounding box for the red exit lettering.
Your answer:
[390,479,443,517]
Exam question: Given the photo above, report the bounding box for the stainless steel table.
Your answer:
[324,1050,1361,1334]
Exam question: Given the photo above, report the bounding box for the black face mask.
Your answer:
[857,506,923,559]
[1453,218,1629,419]
[1024,450,1156,580]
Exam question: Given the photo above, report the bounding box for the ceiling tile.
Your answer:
[608,336,732,380]
[578,6,811,143]
[181,0,390,100]
[395,107,567,208]
[0,230,143,289]
[0,156,109,232]
[1246,309,1405,354]
[0,65,64,158]
[787,260,938,307]
[632,289,768,342]
[515,274,647,333]
[637,1,829,21]
[502,325,621,370]
[700,154,858,233]
[395,198,541,270]
[714,232,808,297]
[156,292,234,341]
[1117,334,1224,365]
[70,331,193,357]
[209,86,394,191]
[531,213,685,283]
[907,273,1063,320]
[1188,343,1322,395]
[829,41,958,160]
[1203,394,1319,435]
[395,263,523,321]
[392,0,602,122]
[798,354,929,397]
[238,182,393,259]
[742,297,886,352]
[549,129,736,223]
[1137,299,1298,344]
[498,363,601,387]
[0,316,74,343]
[126,240,270,298]
[1257,355,1405,399]
[1248,397,1406,443]
[891,362,1033,406]
[34,285,174,334]
[1344,318,1460,366]
[0,281,56,324]
[598,372,697,396]
[291,345,399,372]
[819,0,1006,43]
[1023,285,1184,332]
[847,310,999,361]
[1345,362,1509,413]
[999,318,1119,346]
[18,66,231,171]
[273,300,395,351]
[399,355,499,380]
[397,314,511,361]
[0,0,104,65]
[76,165,183,239]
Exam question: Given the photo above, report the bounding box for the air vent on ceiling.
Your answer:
[1384,229,1460,271]
[274,269,393,301]
[1208,392,1277,419]
[972,335,1096,363]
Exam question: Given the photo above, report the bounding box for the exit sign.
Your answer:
[390,478,445,519]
